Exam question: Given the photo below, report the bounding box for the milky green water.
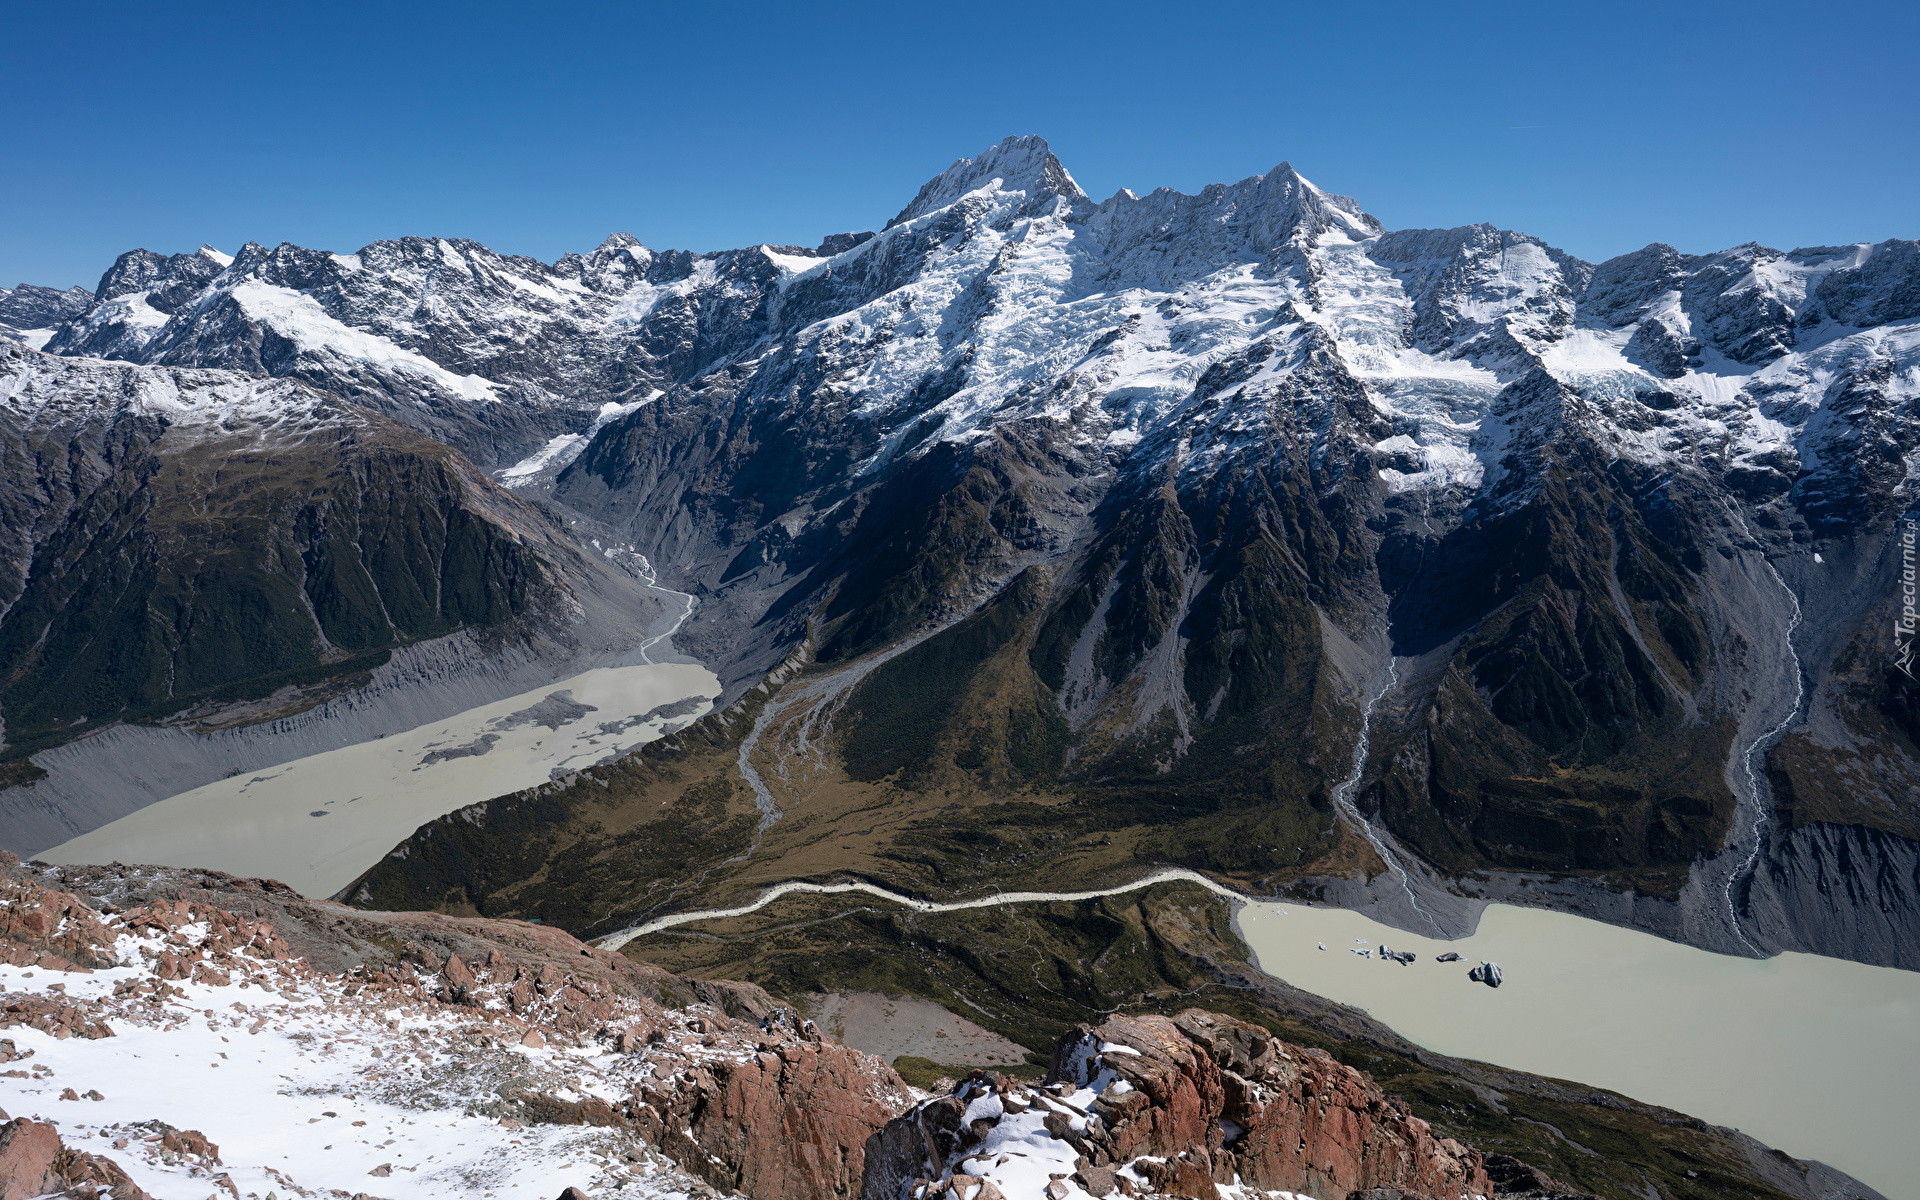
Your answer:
[41,662,717,900]
[1236,900,1917,1199]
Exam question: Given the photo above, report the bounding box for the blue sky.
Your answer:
[4,0,1914,290]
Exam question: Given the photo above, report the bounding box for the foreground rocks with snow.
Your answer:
[0,855,915,1200]
[862,1011,1492,1200]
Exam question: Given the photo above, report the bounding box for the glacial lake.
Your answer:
[40,662,718,900]
[1236,900,1918,1199]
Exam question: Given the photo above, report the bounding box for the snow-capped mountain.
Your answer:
[44,230,876,469]
[0,283,92,348]
[27,137,1920,970]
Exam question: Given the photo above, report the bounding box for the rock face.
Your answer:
[1742,821,1920,969]
[637,1030,913,1200]
[862,1008,1489,1200]
[0,284,91,344]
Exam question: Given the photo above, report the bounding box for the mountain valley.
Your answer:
[2,135,1916,1200]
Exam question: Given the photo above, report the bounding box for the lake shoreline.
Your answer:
[39,661,719,900]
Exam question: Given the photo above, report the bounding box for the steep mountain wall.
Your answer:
[0,346,676,855]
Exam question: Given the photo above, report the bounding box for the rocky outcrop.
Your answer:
[414,941,909,1200]
[628,1026,912,1200]
[19,859,774,1015]
[0,1117,152,1200]
[862,1009,1489,1200]
[0,864,118,972]
[502,1015,911,1200]
[1481,1154,1600,1199]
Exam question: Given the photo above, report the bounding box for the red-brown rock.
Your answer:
[0,1117,151,1200]
[1057,1011,1488,1200]
[443,953,476,991]
[682,1037,908,1200]
[0,869,119,972]
[0,1118,59,1200]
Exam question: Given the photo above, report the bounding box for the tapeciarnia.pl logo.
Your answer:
[1898,517,1918,678]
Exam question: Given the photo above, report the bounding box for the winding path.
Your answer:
[594,867,1257,951]
[611,618,959,928]
[595,647,1440,952]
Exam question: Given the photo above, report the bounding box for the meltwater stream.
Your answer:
[1726,544,1806,954]
[1329,661,1442,934]
[630,551,697,665]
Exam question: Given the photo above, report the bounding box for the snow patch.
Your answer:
[228,280,500,402]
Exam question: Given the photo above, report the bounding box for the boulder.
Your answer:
[0,1117,150,1200]
[0,1118,59,1200]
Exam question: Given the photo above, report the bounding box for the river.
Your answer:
[38,661,718,900]
[1236,899,1916,1199]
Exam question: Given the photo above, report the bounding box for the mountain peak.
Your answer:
[1264,162,1380,236]
[885,134,1086,230]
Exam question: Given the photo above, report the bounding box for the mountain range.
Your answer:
[1,133,1914,1200]
[5,135,1917,973]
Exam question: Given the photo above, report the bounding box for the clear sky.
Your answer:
[4,0,1914,291]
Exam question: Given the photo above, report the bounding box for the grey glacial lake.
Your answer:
[1236,899,1918,1199]
[41,662,718,900]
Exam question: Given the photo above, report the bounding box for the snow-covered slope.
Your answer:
[44,231,869,468]
[0,859,916,1200]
